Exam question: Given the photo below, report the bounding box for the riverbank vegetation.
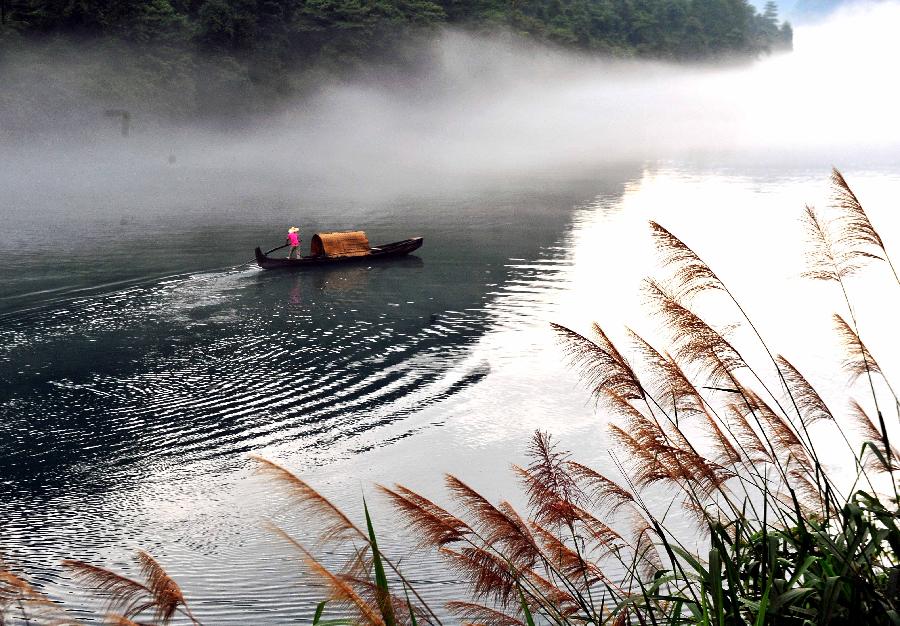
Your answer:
[0,0,792,126]
[2,168,896,624]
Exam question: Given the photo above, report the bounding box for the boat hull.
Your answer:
[255,237,423,270]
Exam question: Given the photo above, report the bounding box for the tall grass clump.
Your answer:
[19,169,897,625]
[242,168,898,625]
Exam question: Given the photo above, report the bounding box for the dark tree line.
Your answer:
[0,0,791,123]
[0,0,792,58]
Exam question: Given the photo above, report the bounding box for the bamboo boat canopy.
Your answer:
[310,231,371,257]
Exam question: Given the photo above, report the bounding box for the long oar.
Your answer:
[263,244,290,255]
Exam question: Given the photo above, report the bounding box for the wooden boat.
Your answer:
[255,230,423,270]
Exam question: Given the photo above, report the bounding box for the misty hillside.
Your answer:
[0,0,792,131]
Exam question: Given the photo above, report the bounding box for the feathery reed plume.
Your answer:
[440,547,520,608]
[631,519,663,581]
[251,455,365,544]
[680,493,717,530]
[445,475,541,568]
[525,569,581,615]
[566,462,635,515]
[625,328,704,417]
[529,523,602,586]
[787,469,825,512]
[802,205,854,282]
[609,422,728,499]
[626,335,741,466]
[268,524,387,626]
[498,502,545,563]
[608,401,732,499]
[378,484,471,548]
[740,387,812,472]
[570,506,625,559]
[0,568,36,606]
[0,560,64,624]
[701,409,743,466]
[643,279,744,382]
[446,601,525,626]
[516,431,585,527]
[649,220,725,301]
[724,403,773,464]
[847,400,899,472]
[551,322,643,403]
[776,356,834,426]
[830,169,892,267]
[608,392,681,453]
[612,610,630,626]
[62,559,156,621]
[607,424,676,490]
[135,551,189,624]
[833,314,883,386]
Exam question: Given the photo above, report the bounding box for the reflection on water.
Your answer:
[2,164,899,622]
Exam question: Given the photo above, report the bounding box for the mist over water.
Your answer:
[4,1,900,201]
[2,3,900,623]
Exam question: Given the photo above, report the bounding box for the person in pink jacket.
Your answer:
[286,226,301,259]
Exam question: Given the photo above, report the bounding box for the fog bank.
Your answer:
[3,2,900,203]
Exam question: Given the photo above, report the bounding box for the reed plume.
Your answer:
[377,484,472,548]
[776,356,834,426]
[515,431,585,527]
[608,401,732,500]
[724,402,774,464]
[700,408,743,466]
[739,386,812,472]
[62,560,157,621]
[551,322,643,403]
[106,615,151,626]
[566,462,635,515]
[625,328,704,418]
[440,547,520,608]
[847,400,899,472]
[529,522,601,585]
[0,557,69,625]
[524,570,581,616]
[136,551,190,624]
[649,220,725,301]
[63,552,198,625]
[445,475,542,568]
[643,279,745,383]
[630,519,663,581]
[830,168,897,282]
[569,506,625,558]
[270,524,387,625]
[802,205,856,281]
[833,313,883,386]
[250,455,365,544]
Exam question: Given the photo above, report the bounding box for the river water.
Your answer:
[2,5,900,624]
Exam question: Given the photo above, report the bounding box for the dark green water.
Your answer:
[0,158,644,621]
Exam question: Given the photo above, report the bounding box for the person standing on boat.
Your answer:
[286,227,301,259]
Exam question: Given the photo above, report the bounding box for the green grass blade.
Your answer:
[313,600,327,626]
[518,585,537,626]
[709,548,725,626]
[364,499,397,626]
